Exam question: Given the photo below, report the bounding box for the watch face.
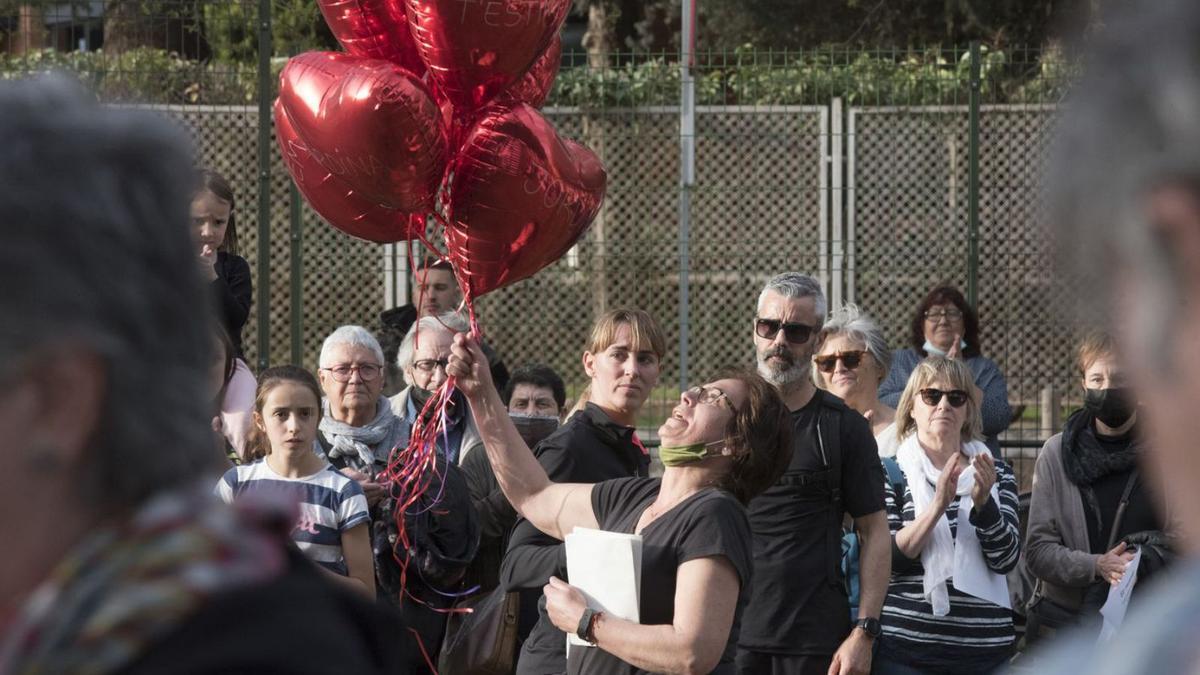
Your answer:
[859,618,881,637]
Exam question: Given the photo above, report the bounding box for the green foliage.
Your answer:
[0,46,1072,108]
[204,0,335,62]
[548,46,1073,108]
[0,48,275,104]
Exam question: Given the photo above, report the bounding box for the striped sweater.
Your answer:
[879,458,1020,671]
[215,460,370,576]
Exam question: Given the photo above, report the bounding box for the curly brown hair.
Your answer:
[714,368,793,504]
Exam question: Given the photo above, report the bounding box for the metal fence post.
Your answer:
[678,0,696,392]
[967,41,981,309]
[255,0,273,370]
[289,182,303,365]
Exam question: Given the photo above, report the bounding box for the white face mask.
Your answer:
[923,339,967,358]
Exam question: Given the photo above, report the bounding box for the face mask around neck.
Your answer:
[923,338,967,358]
[659,439,737,467]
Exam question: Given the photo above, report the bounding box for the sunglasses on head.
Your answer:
[813,350,868,373]
[755,318,817,344]
[918,388,969,407]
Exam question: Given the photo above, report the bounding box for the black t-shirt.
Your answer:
[738,390,885,656]
[1085,433,1162,554]
[503,404,649,675]
[565,477,752,675]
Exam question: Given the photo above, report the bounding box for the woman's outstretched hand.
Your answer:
[447,332,493,398]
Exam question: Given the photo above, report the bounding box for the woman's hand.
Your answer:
[946,333,963,360]
[198,244,218,282]
[1096,541,1136,585]
[933,452,963,511]
[544,576,588,635]
[447,333,494,399]
[340,467,386,507]
[970,452,996,509]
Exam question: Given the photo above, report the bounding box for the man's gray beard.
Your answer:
[756,357,810,388]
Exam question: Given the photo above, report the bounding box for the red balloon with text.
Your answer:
[278,51,447,213]
[275,99,415,244]
[446,103,606,297]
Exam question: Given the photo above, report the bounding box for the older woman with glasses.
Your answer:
[813,304,898,457]
[316,325,408,505]
[876,357,1020,674]
[448,333,793,675]
[878,285,1012,453]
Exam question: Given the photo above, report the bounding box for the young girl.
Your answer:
[215,366,376,598]
[192,169,256,460]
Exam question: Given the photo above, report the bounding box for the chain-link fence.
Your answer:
[1,4,1080,487]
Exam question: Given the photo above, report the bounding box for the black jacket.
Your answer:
[121,547,412,674]
[213,252,251,358]
[499,404,648,673]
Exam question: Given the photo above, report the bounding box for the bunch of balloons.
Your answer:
[275,0,607,300]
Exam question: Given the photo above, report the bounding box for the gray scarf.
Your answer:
[319,397,409,474]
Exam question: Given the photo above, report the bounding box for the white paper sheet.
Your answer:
[1098,546,1142,643]
[564,527,643,649]
[951,497,1013,610]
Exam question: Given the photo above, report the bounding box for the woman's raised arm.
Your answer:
[448,333,597,540]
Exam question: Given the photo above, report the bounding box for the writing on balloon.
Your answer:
[305,145,388,180]
[458,0,541,28]
[521,165,588,219]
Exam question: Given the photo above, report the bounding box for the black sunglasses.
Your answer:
[813,350,867,373]
[755,318,817,344]
[919,388,969,408]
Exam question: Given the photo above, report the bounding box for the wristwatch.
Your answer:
[855,617,882,639]
[577,607,599,645]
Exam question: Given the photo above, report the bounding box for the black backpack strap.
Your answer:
[816,398,845,585]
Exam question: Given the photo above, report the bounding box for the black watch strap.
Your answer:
[577,607,597,643]
[856,617,882,639]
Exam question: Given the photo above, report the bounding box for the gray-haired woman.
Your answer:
[315,325,409,505]
[813,304,898,457]
[0,76,404,673]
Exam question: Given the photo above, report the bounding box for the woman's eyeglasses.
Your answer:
[686,385,732,409]
[321,363,383,382]
[754,318,817,344]
[813,350,868,373]
[918,388,969,407]
[924,308,964,323]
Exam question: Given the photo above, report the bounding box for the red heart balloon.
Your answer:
[499,34,561,109]
[317,0,426,76]
[405,0,569,116]
[446,103,606,297]
[278,51,447,213]
[275,99,415,244]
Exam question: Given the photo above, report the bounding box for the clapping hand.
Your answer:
[970,452,996,509]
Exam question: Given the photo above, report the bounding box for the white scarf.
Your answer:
[895,433,1011,616]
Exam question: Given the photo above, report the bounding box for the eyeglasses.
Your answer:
[754,318,817,344]
[813,350,868,373]
[686,385,732,410]
[924,308,964,323]
[321,363,383,382]
[412,358,450,374]
[918,388,970,408]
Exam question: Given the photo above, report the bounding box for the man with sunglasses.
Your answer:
[737,273,889,675]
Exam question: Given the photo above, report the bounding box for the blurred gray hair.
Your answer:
[319,325,385,367]
[814,304,891,384]
[396,312,470,372]
[1052,0,1200,370]
[757,272,827,322]
[0,75,213,509]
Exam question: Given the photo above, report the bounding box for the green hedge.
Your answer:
[1,46,1072,107]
